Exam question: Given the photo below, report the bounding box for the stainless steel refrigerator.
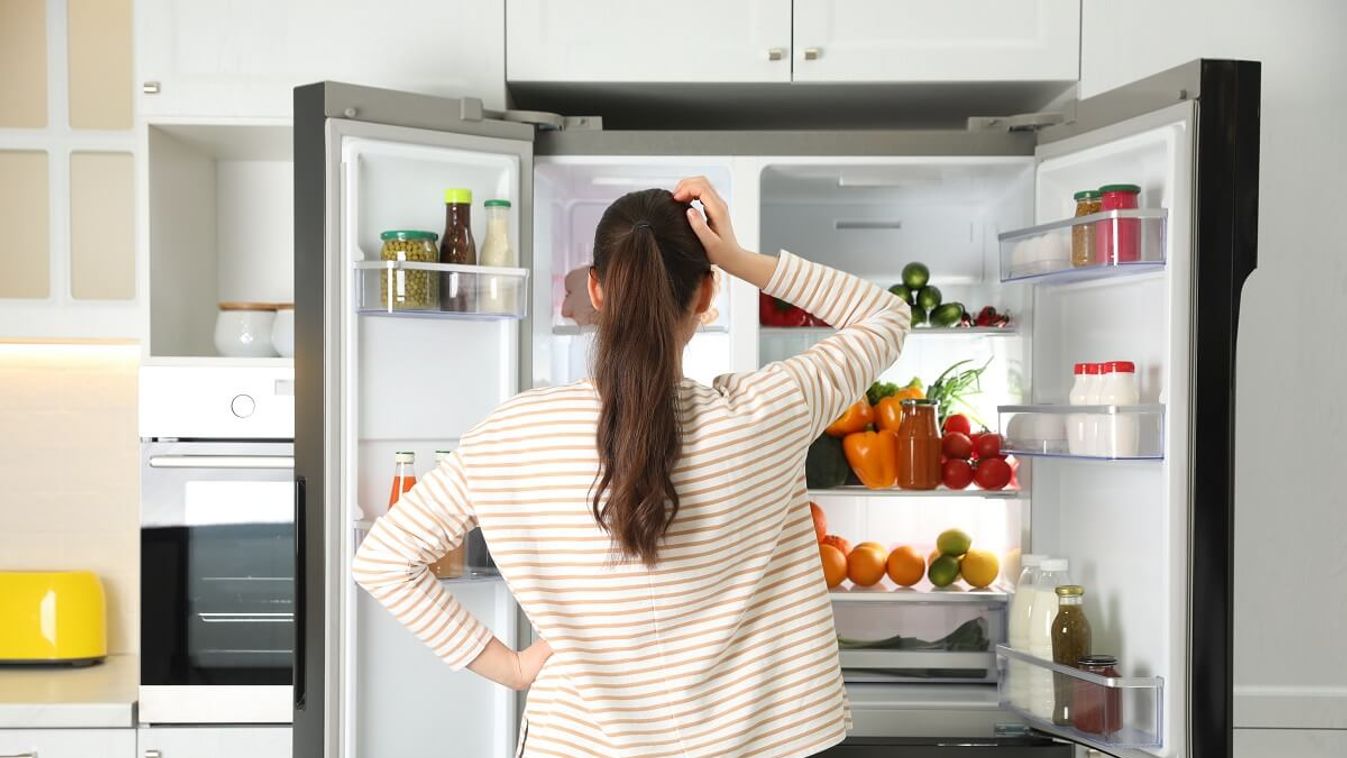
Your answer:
[294,59,1259,757]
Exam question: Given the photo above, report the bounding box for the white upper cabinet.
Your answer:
[507,0,792,83]
[792,0,1080,83]
[135,0,508,119]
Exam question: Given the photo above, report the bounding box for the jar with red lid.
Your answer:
[1094,184,1142,264]
[1072,654,1123,736]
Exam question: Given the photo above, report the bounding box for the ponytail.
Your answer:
[590,189,710,566]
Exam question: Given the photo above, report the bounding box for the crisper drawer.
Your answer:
[832,589,1007,684]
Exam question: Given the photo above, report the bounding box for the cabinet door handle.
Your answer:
[142,81,160,94]
[145,751,163,758]
[0,752,37,757]
[803,47,821,61]
[766,47,785,61]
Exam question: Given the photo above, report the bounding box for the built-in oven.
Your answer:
[139,364,296,725]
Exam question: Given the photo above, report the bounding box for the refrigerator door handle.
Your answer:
[293,475,306,710]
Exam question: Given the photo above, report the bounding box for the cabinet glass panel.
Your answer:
[0,151,50,298]
[71,152,135,300]
[67,0,134,129]
[0,0,47,128]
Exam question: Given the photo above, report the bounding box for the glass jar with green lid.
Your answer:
[1071,190,1102,268]
[379,230,439,310]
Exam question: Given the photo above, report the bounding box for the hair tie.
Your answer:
[632,221,652,232]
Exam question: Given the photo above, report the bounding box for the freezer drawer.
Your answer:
[817,736,1069,756]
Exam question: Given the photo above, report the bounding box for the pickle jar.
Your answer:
[379,230,440,310]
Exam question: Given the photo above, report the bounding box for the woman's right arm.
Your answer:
[676,177,912,440]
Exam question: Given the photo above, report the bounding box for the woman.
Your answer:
[353,177,911,757]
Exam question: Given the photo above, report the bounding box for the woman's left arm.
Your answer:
[352,451,549,689]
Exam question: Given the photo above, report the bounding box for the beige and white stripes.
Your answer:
[353,250,911,757]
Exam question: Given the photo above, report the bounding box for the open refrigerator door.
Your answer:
[294,83,538,758]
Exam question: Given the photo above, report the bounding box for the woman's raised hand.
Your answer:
[674,176,779,291]
[673,176,745,267]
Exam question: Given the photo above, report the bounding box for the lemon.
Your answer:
[936,528,972,557]
[959,549,1000,589]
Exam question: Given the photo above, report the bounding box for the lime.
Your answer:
[930,302,964,328]
[902,262,930,290]
[917,286,942,311]
[936,528,972,557]
[928,554,961,588]
[911,304,928,326]
[888,283,915,305]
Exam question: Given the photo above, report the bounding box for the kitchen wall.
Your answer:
[1080,0,1347,750]
[0,344,140,655]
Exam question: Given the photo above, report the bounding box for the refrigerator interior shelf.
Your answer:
[809,485,1022,499]
[999,208,1167,284]
[438,569,503,585]
[354,260,529,319]
[830,585,1009,604]
[996,644,1165,750]
[553,323,729,336]
[999,404,1165,460]
[839,649,994,672]
[760,326,1018,338]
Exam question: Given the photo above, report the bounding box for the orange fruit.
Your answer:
[856,541,887,555]
[819,544,847,589]
[847,544,888,587]
[886,545,925,587]
[821,534,852,556]
[809,502,827,543]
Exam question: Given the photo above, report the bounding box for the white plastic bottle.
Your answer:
[1098,360,1140,457]
[1007,554,1045,709]
[1066,363,1091,455]
[1028,558,1071,720]
[1080,363,1104,456]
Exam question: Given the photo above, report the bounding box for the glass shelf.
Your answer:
[438,569,503,585]
[809,485,1022,499]
[996,645,1164,750]
[354,260,529,319]
[760,326,1016,338]
[999,209,1167,284]
[999,404,1165,460]
[830,585,1009,604]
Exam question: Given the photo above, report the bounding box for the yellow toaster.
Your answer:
[0,571,107,665]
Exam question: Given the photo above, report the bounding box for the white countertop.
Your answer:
[0,654,137,728]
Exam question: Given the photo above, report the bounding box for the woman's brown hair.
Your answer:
[590,188,711,566]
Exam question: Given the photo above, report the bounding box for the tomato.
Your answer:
[941,432,973,460]
[942,414,972,436]
[975,432,1003,460]
[973,457,1012,490]
[942,459,975,490]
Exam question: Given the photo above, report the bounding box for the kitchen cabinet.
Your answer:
[137,727,291,758]
[791,0,1080,83]
[0,0,141,342]
[506,0,792,83]
[134,0,507,119]
[0,729,135,758]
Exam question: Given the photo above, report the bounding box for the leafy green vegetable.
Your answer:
[837,618,989,651]
[866,381,900,406]
[805,434,850,489]
[926,358,992,426]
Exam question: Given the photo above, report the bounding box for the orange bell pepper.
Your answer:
[874,396,905,432]
[894,385,925,403]
[842,430,898,489]
[825,399,874,437]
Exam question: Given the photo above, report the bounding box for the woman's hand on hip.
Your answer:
[514,638,553,691]
[674,176,779,290]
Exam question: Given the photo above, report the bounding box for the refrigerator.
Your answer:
[293,59,1259,758]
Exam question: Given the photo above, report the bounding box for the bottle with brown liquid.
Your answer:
[439,188,477,312]
[1051,584,1093,725]
[896,399,942,489]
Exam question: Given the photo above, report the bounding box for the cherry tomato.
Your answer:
[941,432,974,460]
[942,414,972,436]
[975,432,1003,460]
[973,457,1012,490]
[942,459,975,490]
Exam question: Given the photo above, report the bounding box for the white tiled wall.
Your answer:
[0,344,140,654]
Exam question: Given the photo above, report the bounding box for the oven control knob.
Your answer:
[230,393,256,418]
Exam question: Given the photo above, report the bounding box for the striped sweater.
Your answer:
[353,250,911,757]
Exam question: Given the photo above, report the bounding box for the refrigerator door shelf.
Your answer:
[999,404,1165,460]
[354,261,529,319]
[999,209,1167,284]
[996,644,1165,750]
[552,323,729,335]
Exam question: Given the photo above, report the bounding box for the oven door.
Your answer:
[139,440,295,724]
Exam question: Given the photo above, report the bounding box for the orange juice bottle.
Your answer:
[388,451,417,508]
